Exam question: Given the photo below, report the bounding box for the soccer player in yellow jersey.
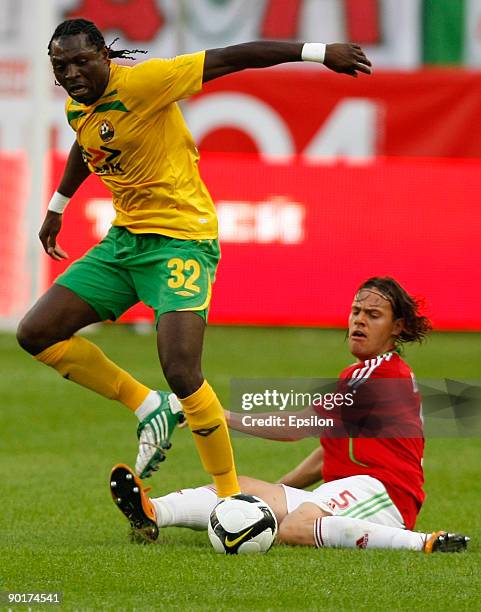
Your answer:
[16,18,371,498]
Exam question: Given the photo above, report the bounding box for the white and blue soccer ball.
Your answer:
[208,494,277,554]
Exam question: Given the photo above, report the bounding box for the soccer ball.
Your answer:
[208,494,277,554]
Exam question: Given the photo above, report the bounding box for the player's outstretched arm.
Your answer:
[277,446,324,489]
[203,41,371,82]
[39,141,90,261]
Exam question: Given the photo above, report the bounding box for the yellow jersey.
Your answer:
[65,52,218,239]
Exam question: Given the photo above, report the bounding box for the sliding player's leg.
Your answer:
[152,476,289,530]
[277,476,469,552]
[313,515,469,552]
[110,462,215,538]
[279,508,469,552]
[110,464,470,553]
[110,467,287,537]
[277,502,427,549]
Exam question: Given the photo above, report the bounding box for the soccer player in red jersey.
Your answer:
[110,277,469,552]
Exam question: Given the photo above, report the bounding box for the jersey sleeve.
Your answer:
[125,52,205,116]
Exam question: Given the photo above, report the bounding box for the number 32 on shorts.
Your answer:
[167,257,201,297]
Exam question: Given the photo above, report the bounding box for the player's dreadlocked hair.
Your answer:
[48,19,147,60]
[357,276,432,345]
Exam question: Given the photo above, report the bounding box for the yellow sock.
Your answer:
[181,380,240,497]
[35,336,150,411]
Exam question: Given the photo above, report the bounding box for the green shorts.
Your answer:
[56,226,220,324]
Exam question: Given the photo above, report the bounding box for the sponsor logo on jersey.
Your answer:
[81,145,124,175]
[99,119,115,143]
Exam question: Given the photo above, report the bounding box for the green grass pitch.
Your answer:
[1,325,480,611]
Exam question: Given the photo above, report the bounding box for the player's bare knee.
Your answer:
[16,308,68,355]
[277,513,299,545]
[16,315,47,355]
[163,361,204,398]
[277,515,317,547]
[278,503,327,546]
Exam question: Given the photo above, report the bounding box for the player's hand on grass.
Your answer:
[324,43,372,77]
[39,211,69,261]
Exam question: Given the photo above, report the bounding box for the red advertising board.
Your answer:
[48,152,481,331]
[192,69,481,159]
[0,153,29,319]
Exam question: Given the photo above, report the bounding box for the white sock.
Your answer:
[135,391,160,421]
[151,486,218,531]
[314,516,427,551]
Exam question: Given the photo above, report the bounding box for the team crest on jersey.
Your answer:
[99,119,114,143]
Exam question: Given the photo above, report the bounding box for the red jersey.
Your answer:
[320,352,424,529]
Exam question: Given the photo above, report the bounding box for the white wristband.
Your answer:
[301,42,326,64]
[47,191,70,214]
